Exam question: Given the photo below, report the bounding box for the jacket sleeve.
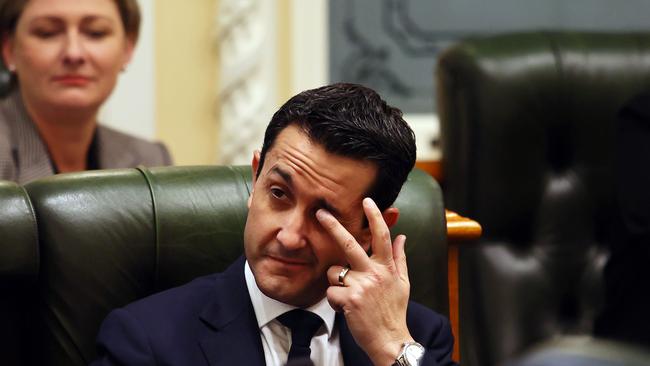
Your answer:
[419,316,458,366]
[90,308,156,366]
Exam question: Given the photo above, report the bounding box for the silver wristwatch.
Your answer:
[392,341,425,366]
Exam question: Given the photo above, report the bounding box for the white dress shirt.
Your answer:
[244,261,344,366]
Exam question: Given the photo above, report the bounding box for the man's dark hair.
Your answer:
[257,83,416,211]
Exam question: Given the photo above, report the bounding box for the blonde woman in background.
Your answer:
[0,0,171,184]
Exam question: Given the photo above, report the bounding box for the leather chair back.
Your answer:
[437,31,650,366]
[0,181,39,365]
[0,165,448,365]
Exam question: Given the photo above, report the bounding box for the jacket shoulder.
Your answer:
[123,273,220,318]
[93,273,224,365]
[97,125,173,167]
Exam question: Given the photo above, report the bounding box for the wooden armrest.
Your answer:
[445,210,481,363]
[446,210,482,242]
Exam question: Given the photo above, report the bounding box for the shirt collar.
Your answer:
[244,260,337,338]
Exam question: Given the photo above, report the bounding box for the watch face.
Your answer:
[404,343,425,365]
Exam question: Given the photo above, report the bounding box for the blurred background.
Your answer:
[4,1,648,365]
[106,4,650,362]
[106,0,650,167]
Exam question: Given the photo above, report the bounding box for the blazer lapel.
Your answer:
[4,91,55,183]
[198,257,266,366]
[338,313,373,366]
[15,127,54,184]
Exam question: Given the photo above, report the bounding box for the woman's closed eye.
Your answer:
[85,29,110,39]
[32,27,60,39]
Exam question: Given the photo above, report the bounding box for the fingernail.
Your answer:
[363,197,375,208]
[396,234,407,245]
[316,209,332,220]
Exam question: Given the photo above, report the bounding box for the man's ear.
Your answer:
[359,207,400,252]
[248,150,261,208]
[251,150,261,185]
[382,207,400,228]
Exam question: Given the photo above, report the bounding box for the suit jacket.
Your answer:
[92,257,456,366]
[0,90,172,184]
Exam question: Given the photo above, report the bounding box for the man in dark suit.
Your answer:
[92,83,455,366]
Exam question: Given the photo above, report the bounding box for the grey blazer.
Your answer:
[0,90,172,184]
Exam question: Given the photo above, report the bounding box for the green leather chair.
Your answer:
[437,31,650,366]
[0,181,39,365]
[0,165,448,365]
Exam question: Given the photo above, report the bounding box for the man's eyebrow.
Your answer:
[316,198,342,219]
[270,166,293,187]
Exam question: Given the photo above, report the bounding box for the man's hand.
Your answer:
[316,197,413,366]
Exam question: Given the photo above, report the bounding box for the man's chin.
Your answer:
[255,270,324,307]
[257,280,306,306]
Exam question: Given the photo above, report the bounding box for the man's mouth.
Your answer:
[266,254,310,267]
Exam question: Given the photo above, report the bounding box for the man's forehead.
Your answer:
[261,124,377,215]
[262,152,374,197]
[265,126,376,174]
[266,126,313,156]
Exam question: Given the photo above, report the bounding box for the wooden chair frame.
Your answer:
[446,210,482,362]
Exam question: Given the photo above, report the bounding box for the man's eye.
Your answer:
[270,187,285,199]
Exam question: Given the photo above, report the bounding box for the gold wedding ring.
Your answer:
[338,266,350,286]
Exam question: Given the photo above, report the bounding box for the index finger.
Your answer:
[316,208,371,271]
[363,197,393,262]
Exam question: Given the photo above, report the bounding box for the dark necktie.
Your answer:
[277,309,323,363]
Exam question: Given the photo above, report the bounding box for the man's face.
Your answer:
[244,124,377,307]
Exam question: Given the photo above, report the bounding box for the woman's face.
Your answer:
[2,0,134,112]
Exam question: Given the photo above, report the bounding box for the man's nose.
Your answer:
[276,211,309,250]
[62,31,86,66]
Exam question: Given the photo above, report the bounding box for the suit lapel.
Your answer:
[4,91,55,183]
[338,313,373,366]
[198,257,266,366]
[15,127,54,183]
